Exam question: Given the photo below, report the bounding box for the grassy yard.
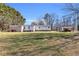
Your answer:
[0,32,79,56]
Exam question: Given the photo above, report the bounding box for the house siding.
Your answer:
[9,25,51,32]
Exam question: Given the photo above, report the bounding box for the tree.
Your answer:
[43,13,58,30]
[0,20,4,31]
[38,19,45,25]
[64,4,79,12]
[31,13,59,31]
[63,3,79,31]
[0,3,26,31]
[31,21,38,26]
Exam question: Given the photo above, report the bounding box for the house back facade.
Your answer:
[9,25,51,32]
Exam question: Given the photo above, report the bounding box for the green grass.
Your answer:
[0,32,78,56]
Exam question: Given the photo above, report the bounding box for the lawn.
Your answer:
[0,32,79,56]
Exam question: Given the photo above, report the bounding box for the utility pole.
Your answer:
[74,12,78,32]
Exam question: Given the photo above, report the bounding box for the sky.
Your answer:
[6,3,69,25]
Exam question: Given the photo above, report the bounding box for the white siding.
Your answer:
[24,25,51,31]
[35,25,51,31]
[24,25,33,31]
[9,25,22,32]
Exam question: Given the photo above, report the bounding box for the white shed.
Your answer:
[9,25,24,32]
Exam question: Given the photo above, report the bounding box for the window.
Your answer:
[28,26,30,29]
[48,26,50,28]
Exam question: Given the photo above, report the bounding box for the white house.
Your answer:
[24,25,51,32]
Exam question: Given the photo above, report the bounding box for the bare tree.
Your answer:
[38,20,45,25]
[63,3,79,31]
[43,13,58,30]
[31,21,38,26]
